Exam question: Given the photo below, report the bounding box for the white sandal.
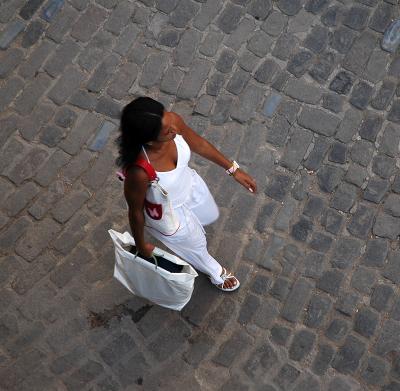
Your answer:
[212,267,240,292]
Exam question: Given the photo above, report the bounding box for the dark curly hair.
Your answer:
[116,97,164,169]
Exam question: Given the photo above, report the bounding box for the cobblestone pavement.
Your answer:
[2,0,400,390]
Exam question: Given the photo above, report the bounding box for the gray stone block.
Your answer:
[254,59,280,84]
[348,203,376,239]
[46,3,79,42]
[329,71,354,95]
[107,62,138,100]
[193,0,222,30]
[330,183,357,213]
[173,29,201,67]
[277,0,302,16]
[0,77,24,113]
[289,329,316,361]
[382,251,400,284]
[354,307,379,338]
[216,3,245,34]
[364,178,390,203]
[15,73,52,116]
[379,124,400,157]
[372,154,396,179]
[312,343,334,375]
[104,1,134,35]
[4,182,40,217]
[281,127,313,171]
[321,207,343,234]
[304,25,329,53]
[169,0,199,28]
[0,20,25,50]
[52,189,90,223]
[213,330,252,367]
[15,218,61,262]
[272,33,299,61]
[305,295,331,328]
[281,278,313,322]
[309,52,335,83]
[38,125,65,147]
[325,318,350,342]
[343,31,376,75]
[21,20,44,48]
[71,5,107,42]
[261,11,287,36]
[343,5,370,31]
[317,269,344,296]
[285,78,322,104]
[247,30,273,57]
[371,80,396,110]
[350,80,374,109]
[287,50,314,77]
[351,266,377,294]
[48,66,85,105]
[298,107,340,137]
[177,58,211,99]
[274,364,300,390]
[0,48,24,79]
[362,238,389,267]
[225,17,255,50]
[87,54,120,93]
[114,24,140,56]
[304,137,330,171]
[351,139,374,167]
[216,49,237,73]
[332,335,366,374]
[328,142,347,164]
[44,39,80,77]
[317,164,345,193]
[362,355,388,386]
[371,284,394,312]
[375,319,400,356]
[231,83,265,123]
[336,292,360,317]
[60,112,102,155]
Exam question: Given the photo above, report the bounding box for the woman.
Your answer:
[117,97,257,291]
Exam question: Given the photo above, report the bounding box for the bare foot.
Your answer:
[218,268,238,290]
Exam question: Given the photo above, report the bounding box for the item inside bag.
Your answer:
[129,245,184,273]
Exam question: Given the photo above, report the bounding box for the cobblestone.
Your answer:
[299,107,340,137]
[281,278,313,322]
[326,318,350,342]
[304,294,331,328]
[2,1,400,389]
[351,266,377,294]
[354,307,379,338]
[332,335,366,374]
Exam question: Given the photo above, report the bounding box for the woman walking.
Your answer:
[118,97,257,291]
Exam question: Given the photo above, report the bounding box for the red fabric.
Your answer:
[124,158,157,181]
[134,158,157,180]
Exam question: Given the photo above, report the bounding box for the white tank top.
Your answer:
[143,135,193,208]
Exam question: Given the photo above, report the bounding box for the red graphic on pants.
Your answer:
[144,200,162,220]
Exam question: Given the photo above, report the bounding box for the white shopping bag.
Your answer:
[108,229,198,311]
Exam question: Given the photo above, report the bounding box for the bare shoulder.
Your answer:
[169,111,187,128]
[124,166,148,186]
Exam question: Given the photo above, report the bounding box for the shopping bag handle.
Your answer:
[134,251,159,269]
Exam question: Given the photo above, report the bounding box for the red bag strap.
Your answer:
[134,158,157,181]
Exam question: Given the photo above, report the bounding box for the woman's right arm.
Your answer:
[124,168,155,257]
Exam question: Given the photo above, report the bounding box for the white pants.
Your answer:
[147,172,224,285]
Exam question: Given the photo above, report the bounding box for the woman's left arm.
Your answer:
[169,112,257,193]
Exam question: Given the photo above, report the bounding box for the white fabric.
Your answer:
[151,135,193,207]
[144,135,224,285]
[109,229,198,311]
[140,146,180,236]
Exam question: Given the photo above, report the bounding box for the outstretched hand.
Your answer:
[233,170,257,193]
